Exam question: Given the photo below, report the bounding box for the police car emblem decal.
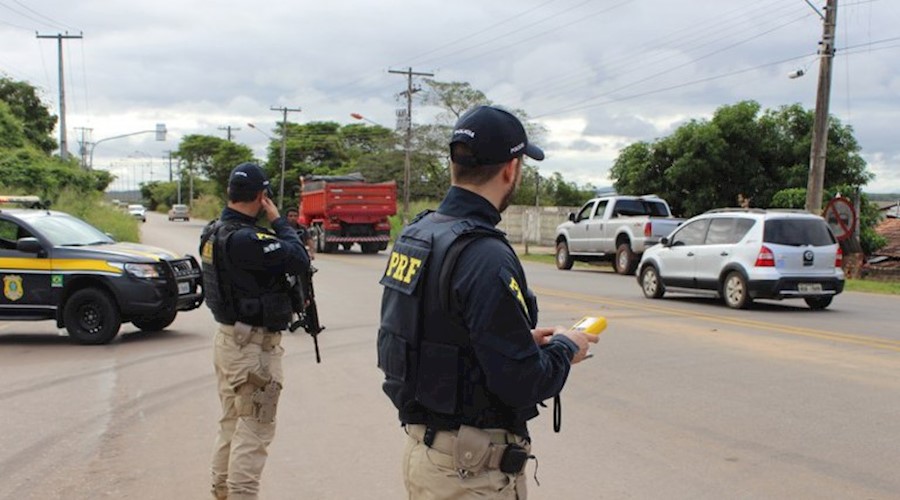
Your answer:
[51,274,63,288]
[3,275,24,301]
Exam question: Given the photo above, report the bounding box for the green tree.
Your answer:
[176,134,253,201]
[0,77,58,154]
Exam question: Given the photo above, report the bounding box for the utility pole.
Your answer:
[805,0,838,214]
[389,67,433,224]
[270,106,302,209]
[36,32,83,161]
[163,150,174,182]
[75,126,92,169]
[218,125,241,141]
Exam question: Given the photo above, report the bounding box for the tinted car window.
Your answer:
[614,199,669,217]
[671,219,710,246]
[764,219,835,246]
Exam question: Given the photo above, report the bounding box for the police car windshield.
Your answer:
[29,214,115,246]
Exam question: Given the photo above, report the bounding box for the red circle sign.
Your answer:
[824,197,856,241]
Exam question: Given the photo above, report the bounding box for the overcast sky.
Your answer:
[2,0,899,194]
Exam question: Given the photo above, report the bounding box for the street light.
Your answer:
[350,113,384,127]
[88,124,166,170]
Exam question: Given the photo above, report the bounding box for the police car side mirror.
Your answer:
[16,237,44,254]
[660,236,669,246]
[568,212,575,222]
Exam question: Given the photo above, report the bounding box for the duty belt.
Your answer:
[406,424,531,474]
[220,323,282,351]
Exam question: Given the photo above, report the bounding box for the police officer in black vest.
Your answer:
[200,162,310,500]
[377,106,597,499]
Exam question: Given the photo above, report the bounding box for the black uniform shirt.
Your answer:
[220,207,309,276]
[440,186,578,411]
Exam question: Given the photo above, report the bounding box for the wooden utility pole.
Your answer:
[805,0,838,214]
[389,67,433,224]
[36,32,83,161]
[270,106,302,210]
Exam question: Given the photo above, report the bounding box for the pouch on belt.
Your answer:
[233,321,253,346]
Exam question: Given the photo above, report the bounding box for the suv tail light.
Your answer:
[835,247,843,268]
[644,222,651,237]
[754,245,775,267]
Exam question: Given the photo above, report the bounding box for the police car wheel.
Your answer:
[132,308,177,331]
[64,288,122,345]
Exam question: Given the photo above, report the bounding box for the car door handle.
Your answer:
[687,252,695,257]
[720,252,729,256]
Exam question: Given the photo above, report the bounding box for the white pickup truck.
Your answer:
[555,195,683,274]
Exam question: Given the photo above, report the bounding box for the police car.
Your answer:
[0,200,203,344]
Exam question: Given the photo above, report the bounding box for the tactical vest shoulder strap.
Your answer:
[437,229,504,314]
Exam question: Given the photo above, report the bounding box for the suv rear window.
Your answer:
[763,219,835,246]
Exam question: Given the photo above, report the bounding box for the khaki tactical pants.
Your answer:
[210,323,284,500]
[403,427,528,500]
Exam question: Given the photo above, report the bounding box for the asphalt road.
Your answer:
[1,211,898,499]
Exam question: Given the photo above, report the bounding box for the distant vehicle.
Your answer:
[128,204,146,222]
[555,195,684,274]
[168,204,190,221]
[637,208,844,310]
[0,208,203,344]
[300,174,396,254]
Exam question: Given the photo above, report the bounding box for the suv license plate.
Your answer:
[798,283,823,293]
[178,282,190,295]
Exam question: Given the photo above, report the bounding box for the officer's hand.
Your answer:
[531,327,557,347]
[260,194,280,222]
[557,330,599,364]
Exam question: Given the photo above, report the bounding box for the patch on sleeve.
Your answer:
[498,267,527,312]
[379,241,429,295]
[253,232,277,241]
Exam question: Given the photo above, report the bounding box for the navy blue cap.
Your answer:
[449,106,544,167]
[228,162,272,196]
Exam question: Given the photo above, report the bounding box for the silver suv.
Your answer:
[637,209,844,309]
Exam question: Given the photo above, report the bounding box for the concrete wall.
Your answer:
[498,205,579,246]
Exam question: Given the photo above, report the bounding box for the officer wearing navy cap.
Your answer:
[200,162,310,500]
[377,106,596,499]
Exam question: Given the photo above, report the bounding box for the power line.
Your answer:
[10,0,77,31]
[389,67,433,223]
[0,1,63,30]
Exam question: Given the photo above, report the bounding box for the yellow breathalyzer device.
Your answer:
[571,316,607,335]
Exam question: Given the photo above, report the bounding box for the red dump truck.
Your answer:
[299,175,397,254]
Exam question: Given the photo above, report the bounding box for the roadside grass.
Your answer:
[190,194,223,221]
[54,189,140,242]
[388,199,439,240]
[519,252,900,294]
[844,279,900,295]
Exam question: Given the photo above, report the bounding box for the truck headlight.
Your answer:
[111,262,162,278]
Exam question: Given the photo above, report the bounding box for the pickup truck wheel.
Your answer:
[132,308,177,331]
[64,288,121,345]
[722,271,752,309]
[640,265,665,299]
[804,296,833,310]
[556,241,574,270]
[615,243,638,275]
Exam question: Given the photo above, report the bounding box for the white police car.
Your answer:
[637,209,844,309]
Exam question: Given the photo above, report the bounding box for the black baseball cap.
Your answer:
[449,106,544,167]
[228,162,272,196]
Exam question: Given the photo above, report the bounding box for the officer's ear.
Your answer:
[500,157,520,185]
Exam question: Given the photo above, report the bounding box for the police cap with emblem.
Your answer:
[228,162,273,197]
[449,106,544,167]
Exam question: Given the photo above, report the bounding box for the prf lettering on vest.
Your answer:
[385,251,422,284]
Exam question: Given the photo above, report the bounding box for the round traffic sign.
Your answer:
[824,197,856,241]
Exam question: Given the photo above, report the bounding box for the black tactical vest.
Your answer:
[377,211,539,433]
[200,219,292,330]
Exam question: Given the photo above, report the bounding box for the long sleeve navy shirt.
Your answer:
[219,207,309,276]
[440,187,578,416]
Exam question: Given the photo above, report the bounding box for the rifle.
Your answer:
[288,264,325,363]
